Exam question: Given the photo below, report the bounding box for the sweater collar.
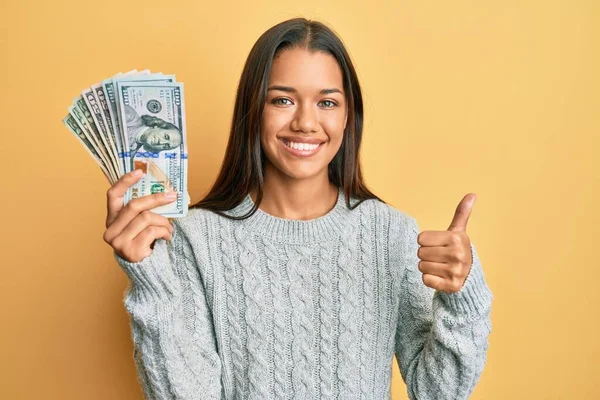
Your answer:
[228,187,354,244]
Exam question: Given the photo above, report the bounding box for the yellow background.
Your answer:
[1,0,598,398]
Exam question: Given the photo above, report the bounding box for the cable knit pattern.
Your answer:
[219,219,245,400]
[336,211,361,399]
[286,244,315,398]
[263,237,289,398]
[317,240,334,399]
[114,188,494,399]
[132,320,165,399]
[359,202,377,399]
[235,225,270,400]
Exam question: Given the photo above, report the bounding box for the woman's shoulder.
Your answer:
[348,197,418,260]
[169,206,225,238]
[351,196,417,230]
[353,198,419,265]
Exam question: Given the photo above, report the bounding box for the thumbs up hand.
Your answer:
[417,193,476,294]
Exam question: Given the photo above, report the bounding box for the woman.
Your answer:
[103,17,493,400]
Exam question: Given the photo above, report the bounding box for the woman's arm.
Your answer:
[391,211,493,400]
[115,221,222,400]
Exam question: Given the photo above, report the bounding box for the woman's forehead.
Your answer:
[269,48,343,92]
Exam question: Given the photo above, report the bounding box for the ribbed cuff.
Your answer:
[114,239,181,302]
[435,242,493,316]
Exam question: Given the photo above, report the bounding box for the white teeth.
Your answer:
[284,140,320,151]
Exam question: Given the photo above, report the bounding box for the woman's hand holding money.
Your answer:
[103,169,177,263]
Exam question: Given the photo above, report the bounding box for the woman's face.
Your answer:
[260,47,347,182]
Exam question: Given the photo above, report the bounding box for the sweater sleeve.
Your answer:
[392,212,493,400]
[114,221,223,399]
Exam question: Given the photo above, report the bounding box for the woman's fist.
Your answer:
[103,169,177,263]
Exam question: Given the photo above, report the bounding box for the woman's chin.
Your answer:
[280,166,328,182]
[264,156,330,182]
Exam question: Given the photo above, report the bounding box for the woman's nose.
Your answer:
[292,103,318,133]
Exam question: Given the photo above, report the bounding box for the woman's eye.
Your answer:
[272,98,292,105]
[319,100,337,108]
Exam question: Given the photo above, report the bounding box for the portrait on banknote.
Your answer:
[123,104,183,169]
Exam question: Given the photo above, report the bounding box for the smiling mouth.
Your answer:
[281,138,324,150]
[280,138,325,156]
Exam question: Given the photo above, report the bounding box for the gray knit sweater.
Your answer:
[115,189,493,400]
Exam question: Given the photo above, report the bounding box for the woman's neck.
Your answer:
[250,165,339,221]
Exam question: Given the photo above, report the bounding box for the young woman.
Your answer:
[103,18,493,400]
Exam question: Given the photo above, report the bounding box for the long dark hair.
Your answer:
[191,17,383,219]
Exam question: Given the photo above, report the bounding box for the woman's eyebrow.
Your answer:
[267,85,343,95]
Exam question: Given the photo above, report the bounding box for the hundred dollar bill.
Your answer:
[113,73,175,177]
[114,74,174,132]
[108,72,172,202]
[117,81,188,217]
[91,83,123,176]
[72,96,120,181]
[68,104,118,183]
[63,114,115,184]
[102,71,129,177]
[102,70,152,175]
[82,88,120,175]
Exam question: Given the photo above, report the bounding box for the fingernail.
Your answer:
[132,169,143,177]
[165,192,178,200]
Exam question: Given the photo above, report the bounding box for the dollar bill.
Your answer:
[91,83,123,175]
[106,72,170,202]
[72,97,120,181]
[114,74,174,132]
[117,81,188,217]
[102,70,149,175]
[68,104,119,183]
[111,73,175,176]
[82,88,120,175]
[63,114,115,184]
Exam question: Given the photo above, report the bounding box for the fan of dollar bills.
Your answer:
[62,69,189,217]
